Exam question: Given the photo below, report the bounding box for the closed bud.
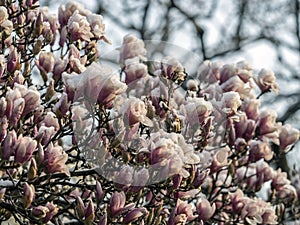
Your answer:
[84,199,95,225]
[98,213,107,225]
[32,206,49,218]
[0,188,6,202]
[23,183,35,209]
[76,196,85,218]
[123,207,148,224]
[28,158,37,180]
[34,12,43,37]
[96,181,104,203]
[7,48,20,73]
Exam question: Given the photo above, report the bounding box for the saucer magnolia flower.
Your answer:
[249,140,273,162]
[44,143,69,176]
[221,91,242,115]
[87,13,107,41]
[196,198,216,222]
[119,34,147,66]
[121,97,153,127]
[279,124,299,150]
[147,130,200,178]
[23,182,35,209]
[161,56,187,84]
[109,191,134,217]
[0,7,8,24]
[35,52,55,75]
[14,135,37,164]
[181,97,212,126]
[255,68,279,93]
[210,148,230,173]
[67,10,93,42]
[257,109,278,136]
[124,59,148,84]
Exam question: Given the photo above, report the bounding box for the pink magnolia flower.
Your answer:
[67,10,93,42]
[14,135,37,164]
[161,56,187,84]
[7,47,20,73]
[197,60,221,84]
[23,182,35,209]
[210,148,230,173]
[196,198,216,221]
[124,59,148,84]
[181,97,212,126]
[35,52,55,75]
[44,143,69,176]
[168,199,197,225]
[257,109,278,135]
[110,191,134,217]
[119,34,147,66]
[0,6,8,24]
[279,124,299,150]
[241,97,261,120]
[255,68,279,93]
[249,140,273,162]
[58,1,91,27]
[87,13,107,40]
[271,168,290,190]
[121,97,153,127]
[220,91,242,115]
[123,207,148,224]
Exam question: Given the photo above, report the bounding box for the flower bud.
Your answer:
[0,188,6,202]
[34,12,43,37]
[7,48,20,73]
[23,183,35,209]
[210,148,229,173]
[76,196,85,218]
[0,54,5,79]
[1,130,17,160]
[84,199,95,225]
[28,158,38,180]
[32,206,49,218]
[123,207,148,224]
[98,213,107,225]
[95,181,104,203]
[0,116,8,142]
[44,202,58,223]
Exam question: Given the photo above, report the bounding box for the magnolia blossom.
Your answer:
[120,97,153,127]
[181,97,212,127]
[44,143,69,176]
[146,130,200,178]
[14,135,37,164]
[161,56,187,84]
[58,1,91,27]
[257,109,278,135]
[279,124,300,150]
[255,68,279,93]
[249,140,273,162]
[0,6,8,24]
[197,60,221,84]
[119,34,147,66]
[67,10,93,42]
[35,52,55,75]
[124,59,148,84]
[196,198,216,221]
[220,91,242,115]
[87,13,106,40]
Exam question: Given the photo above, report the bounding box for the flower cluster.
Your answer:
[0,1,299,225]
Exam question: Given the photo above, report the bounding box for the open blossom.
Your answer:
[181,97,212,127]
[44,143,69,176]
[67,10,93,42]
[255,68,279,93]
[249,140,273,162]
[36,52,55,75]
[120,97,153,127]
[221,91,242,115]
[119,34,147,66]
[124,58,148,84]
[279,124,299,150]
[147,130,200,178]
[58,0,91,27]
[87,13,107,40]
[161,56,187,84]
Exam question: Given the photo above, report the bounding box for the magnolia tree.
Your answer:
[0,1,300,225]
